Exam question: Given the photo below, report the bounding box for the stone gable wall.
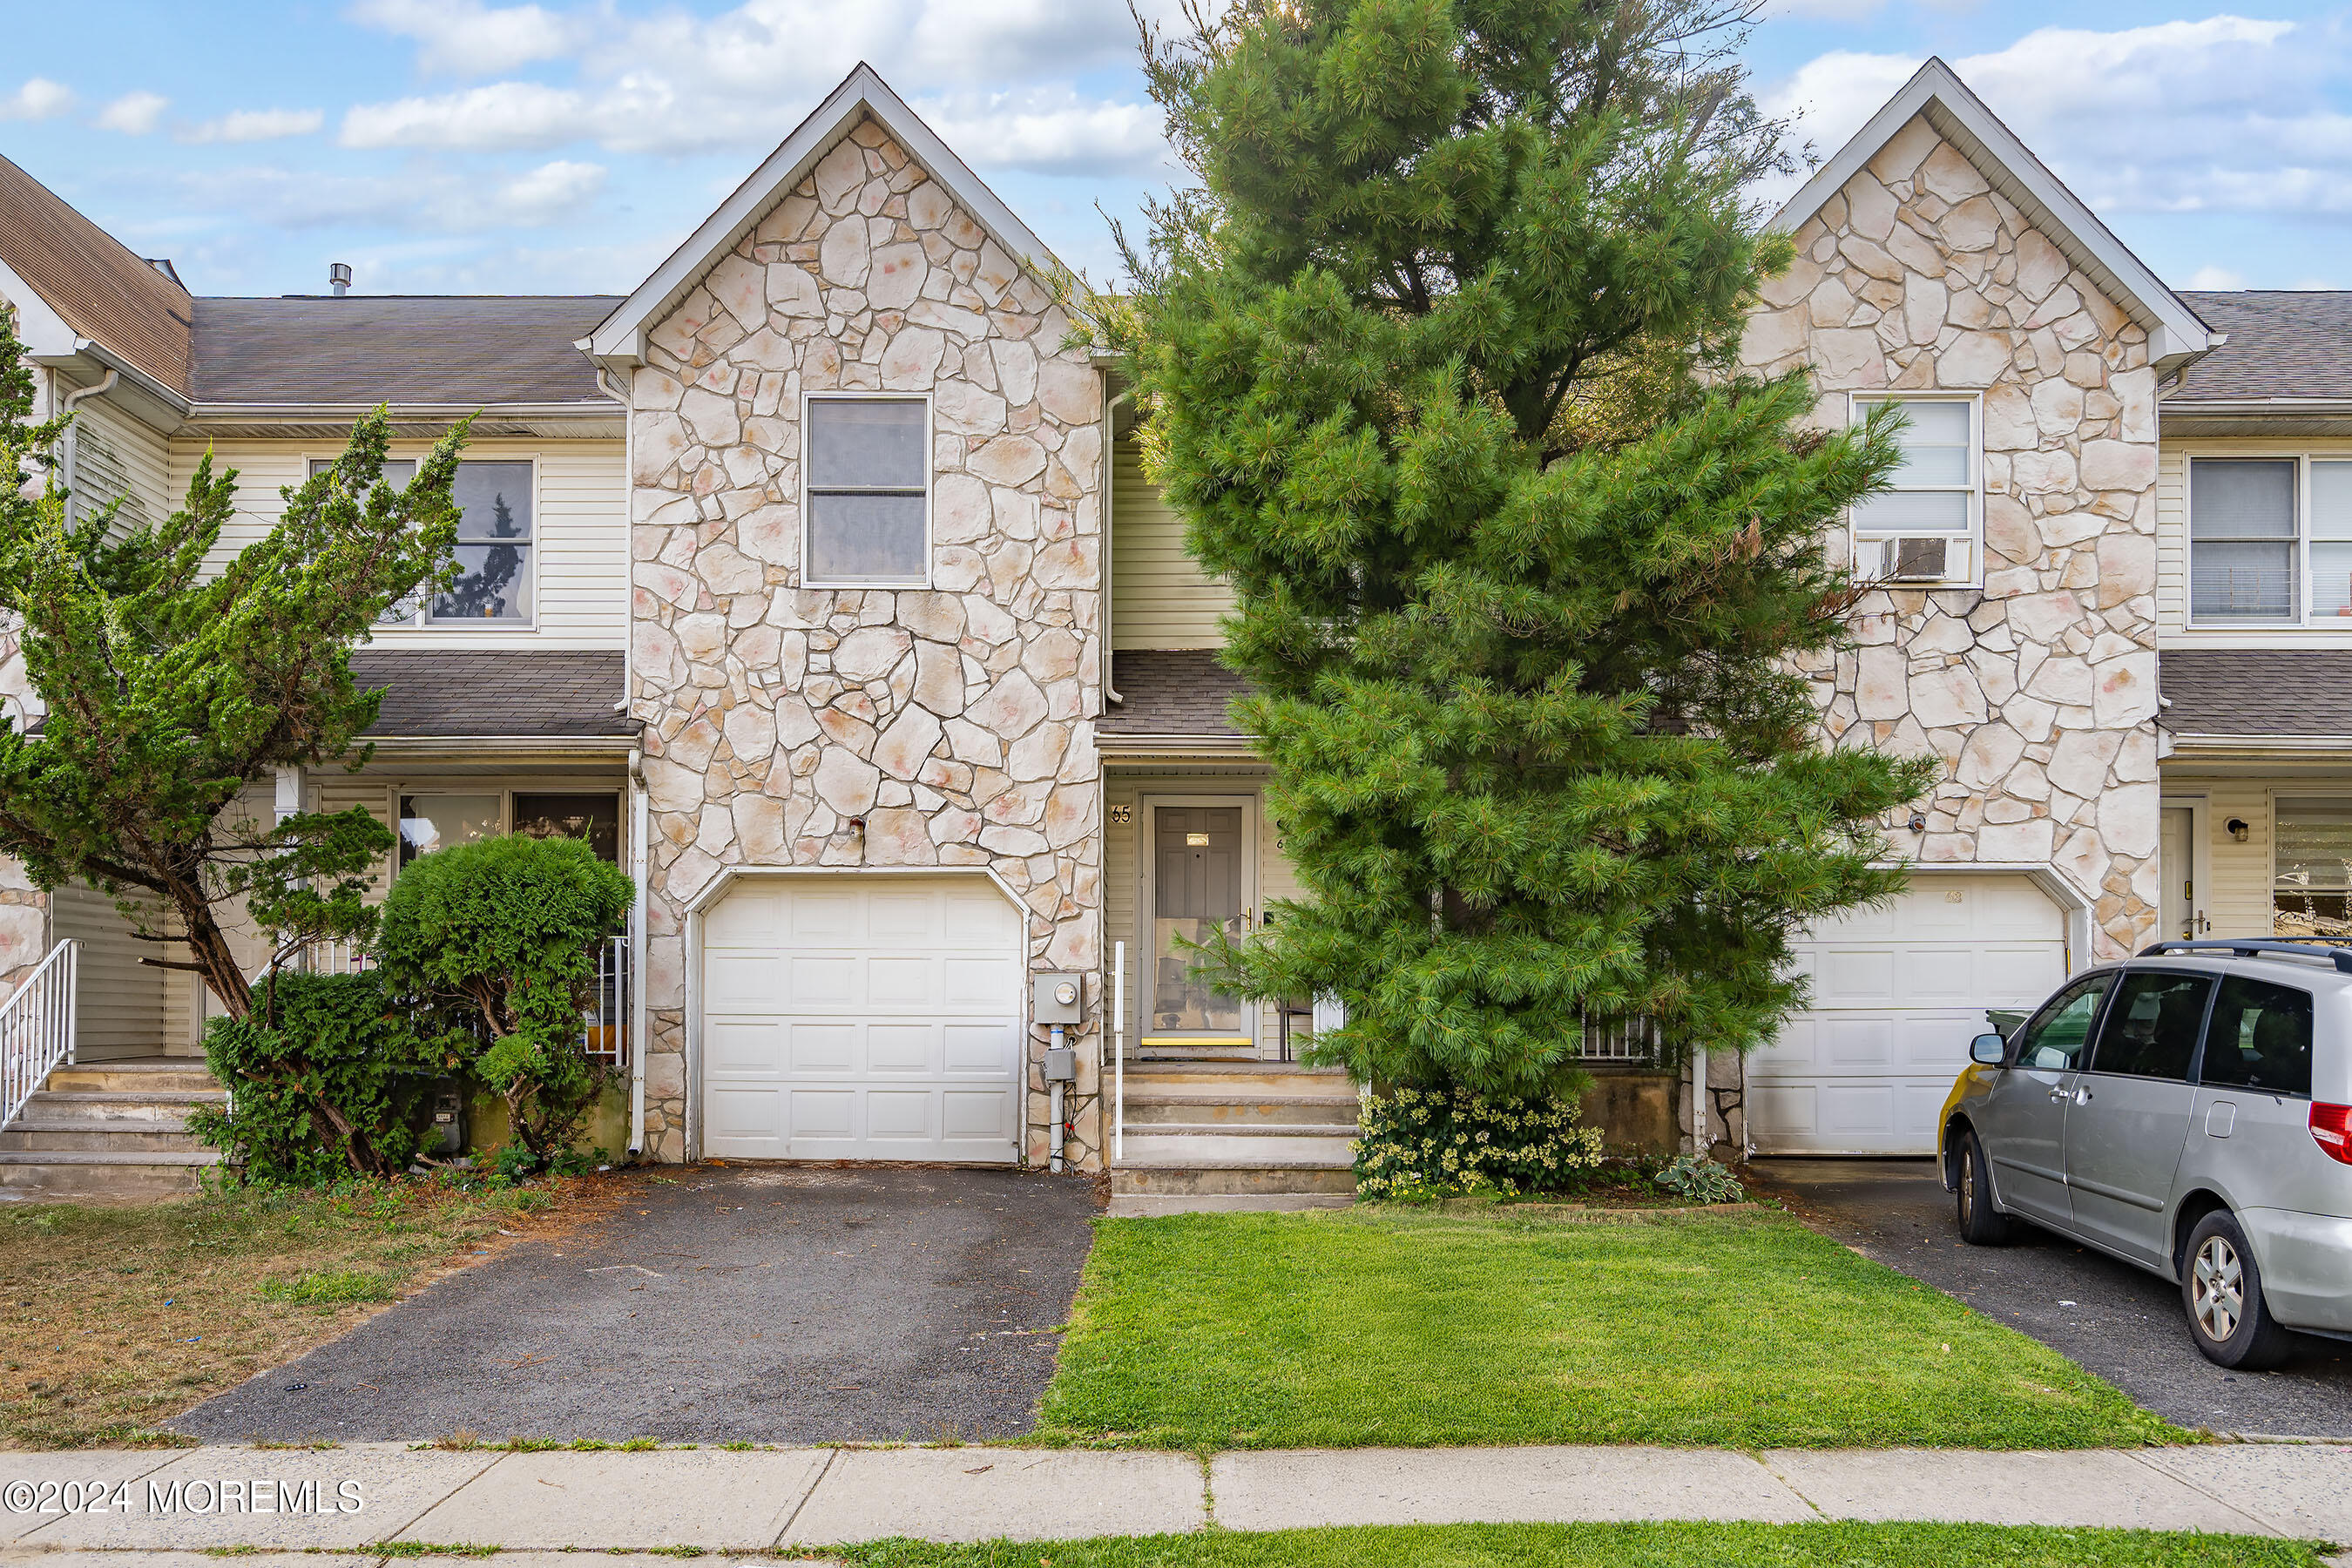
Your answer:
[1740,114,2162,958]
[625,115,1106,1166]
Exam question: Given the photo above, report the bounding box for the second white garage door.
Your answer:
[1747,872,2069,1156]
[700,875,1024,1162]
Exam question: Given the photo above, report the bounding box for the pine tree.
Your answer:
[0,310,470,1018]
[1110,0,1935,1097]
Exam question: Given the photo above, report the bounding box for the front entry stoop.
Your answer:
[0,1058,226,1200]
[1110,1061,1359,1197]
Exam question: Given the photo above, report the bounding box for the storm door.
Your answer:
[1142,800,1256,1056]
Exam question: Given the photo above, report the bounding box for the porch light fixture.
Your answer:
[2228,818,2251,843]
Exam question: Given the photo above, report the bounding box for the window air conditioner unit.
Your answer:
[1869,536,1970,584]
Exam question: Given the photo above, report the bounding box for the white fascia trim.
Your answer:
[359,735,639,758]
[2164,733,2352,754]
[183,401,616,422]
[587,62,1061,367]
[1771,57,2216,374]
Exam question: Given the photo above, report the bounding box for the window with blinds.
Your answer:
[2274,799,2352,938]
[2189,456,2352,625]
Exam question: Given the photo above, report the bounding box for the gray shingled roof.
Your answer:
[1102,650,1251,738]
[2174,293,2352,402]
[351,651,633,739]
[190,296,621,406]
[2159,650,2352,739]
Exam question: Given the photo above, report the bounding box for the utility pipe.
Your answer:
[1691,1042,1710,1158]
[1048,1023,1067,1173]
[1113,941,1126,1164]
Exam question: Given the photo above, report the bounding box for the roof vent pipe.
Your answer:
[328,262,352,298]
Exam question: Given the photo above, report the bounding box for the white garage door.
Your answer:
[1748,873,2069,1155]
[700,875,1024,1162]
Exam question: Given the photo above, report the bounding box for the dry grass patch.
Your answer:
[0,1173,623,1449]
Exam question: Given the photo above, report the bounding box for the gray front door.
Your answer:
[1983,970,2113,1227]
[2066,969,2207,1266]
[1147,804,1251,1052]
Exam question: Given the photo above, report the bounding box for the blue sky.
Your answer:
[1,2,2349,300]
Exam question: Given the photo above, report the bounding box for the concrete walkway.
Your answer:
[3,1443,2350,1553]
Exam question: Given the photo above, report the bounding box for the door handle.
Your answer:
[2049,1087,2070,1103]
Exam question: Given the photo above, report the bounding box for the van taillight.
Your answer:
[2313,1103,2352,1166]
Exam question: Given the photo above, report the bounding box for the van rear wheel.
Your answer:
[1954,1128,2012,1245]
[2182,1210,2297,1369]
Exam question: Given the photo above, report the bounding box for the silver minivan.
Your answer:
[1939,938,2352,1368]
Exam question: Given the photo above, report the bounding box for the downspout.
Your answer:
[596,360,650,1161]
[1101,385,1127,706]
[58,368,120,504]
[626,747,650,1159]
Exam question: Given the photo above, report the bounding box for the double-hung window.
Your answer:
[803,395,929,587]
[2190,456,2352,624]
[1848,395,1980,586]
[310,456,535,626]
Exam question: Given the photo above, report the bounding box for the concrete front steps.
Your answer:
[0,1058,226,1200]
[1110,1061,1360,1197]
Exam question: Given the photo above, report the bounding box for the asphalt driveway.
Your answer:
[172,1165,1099,1444]
[1756,1157,2352,1438]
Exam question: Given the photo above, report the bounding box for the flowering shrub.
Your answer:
[1355,1085,1605,1200]
[1655,1153,1746,1204]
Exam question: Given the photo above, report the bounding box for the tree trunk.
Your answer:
[173,893,253,1020]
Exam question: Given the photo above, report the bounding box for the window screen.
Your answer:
[432,461,533,623]
[2089,971,2211,1083]
[2274,799,2352,938]
[806,398,928,585]
[1851,399,1973,537]
[2191,458,2296,621]
[2200,976,2313,1097]
[312,457,530,625]
[2313,461,2352,619]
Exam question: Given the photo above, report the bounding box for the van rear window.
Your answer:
[2200,977,2314,1097]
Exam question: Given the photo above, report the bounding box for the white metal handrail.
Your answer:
[1,939,78,1131]
[1112,939,1126,1163]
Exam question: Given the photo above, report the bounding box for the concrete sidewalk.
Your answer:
[2,1443,2348,1553]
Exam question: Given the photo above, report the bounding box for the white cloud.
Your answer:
[2186,264,2247,290]
[95,91,169,135]
[168,156,606,234]
[338,0,1183,159]
[347,0,585,77]
[181,107,327,145]
[1759,17,2352,219]
[0,78,76,122]
[916,91,1170,177]
[341,81,592,151]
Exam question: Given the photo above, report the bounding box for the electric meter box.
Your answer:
[1032,970,1085,1024]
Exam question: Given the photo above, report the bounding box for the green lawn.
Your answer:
[1035,1208,2186,1450]
[823,1523,2322,1568]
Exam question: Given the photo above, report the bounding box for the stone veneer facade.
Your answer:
[1740,114,2162,960]
[625,115,1107,1166]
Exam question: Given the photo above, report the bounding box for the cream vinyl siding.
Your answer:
[1112,436,1232,650]
[166,437,626,650]
[50,883,167,1060]
[69,395,173,535]
[2159,778,2281,937]
[314,778,399,902]
[1102,767,1303,1057]
[2159,436,2352,647]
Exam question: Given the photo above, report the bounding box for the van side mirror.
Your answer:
[1970,1032,2006,1066]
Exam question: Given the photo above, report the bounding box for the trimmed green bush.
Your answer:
[1355,1085,1605,1200]
[375,833,632,1166]
[186,969,437,1183]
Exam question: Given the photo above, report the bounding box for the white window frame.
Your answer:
[308,451,541,632]
[800,392,934,591]
[1847,392,1984,589]
[2186,452,2352,628]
